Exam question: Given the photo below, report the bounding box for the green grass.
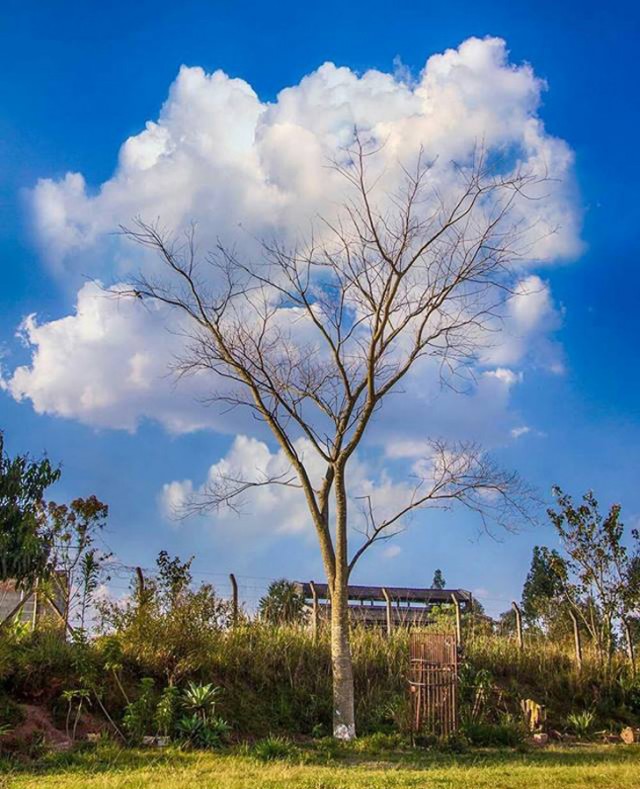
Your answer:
[3,741,640,789]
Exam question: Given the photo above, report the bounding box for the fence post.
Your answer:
[381,587,393,637]
[309,581,319,642]
[451,593,462,646]
[229,573,239,625]
[512,601,523,651]
[623,617,635,675]
[31,578,39,629]
[135,567,145,600]
[568,609,582,668]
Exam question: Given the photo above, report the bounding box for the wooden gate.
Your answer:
[409,632,459,737]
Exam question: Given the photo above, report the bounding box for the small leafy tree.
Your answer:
[520,545,571,637]
[45,496,111,632]
[61,688,92,743]
[496,607,517,637]
[123,677,156,743]
[258,579,307,625]
[156,550,194,606]
[98,552,233,683]
[546,487,637,661]
[0,432,60,606]
[154,685,180,737]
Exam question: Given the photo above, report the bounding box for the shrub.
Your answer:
[352,732,405,753]
[154,685,179,737]
[567,709,595,738]
[122,678,156,743]
[252,735,295,761]
[176,713,229,749]
[97,553,233,685]
[461,721,524,747]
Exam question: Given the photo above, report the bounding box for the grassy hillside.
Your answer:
[1,622,638,741]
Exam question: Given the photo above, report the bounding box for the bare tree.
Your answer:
[120,140,539,739]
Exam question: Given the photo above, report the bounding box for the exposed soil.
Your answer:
[1,703,106,754]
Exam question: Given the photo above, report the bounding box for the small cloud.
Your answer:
[160,479,194,522]
[510,425,531,439]
[483,368,523,387]
[382,544,402,559]
[385,439,431,459]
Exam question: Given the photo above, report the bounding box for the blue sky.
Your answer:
[1,0,639,614]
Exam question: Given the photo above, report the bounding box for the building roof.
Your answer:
[295,582,473,605]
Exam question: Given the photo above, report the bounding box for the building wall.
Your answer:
[0,578,65,627]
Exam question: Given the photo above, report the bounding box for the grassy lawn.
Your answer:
[2,742,640,789]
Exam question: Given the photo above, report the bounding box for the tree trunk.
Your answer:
[330,463,356,740]
[330,574,356,740]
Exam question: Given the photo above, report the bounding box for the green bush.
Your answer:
[461,721,524,747]
[122,678,156,743]
[176,713,229,748]
[154,685,179,737]
[252,735,295,761]
[567,710,595,738]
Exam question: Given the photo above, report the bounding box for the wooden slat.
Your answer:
[409,632,459,737]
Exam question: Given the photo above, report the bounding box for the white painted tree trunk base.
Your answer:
[333,721,357,741]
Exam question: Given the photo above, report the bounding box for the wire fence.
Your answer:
[99,558,518,618]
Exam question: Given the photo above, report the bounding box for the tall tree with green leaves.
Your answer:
[521,546,565,628]
[546,486,636,661]
[1,432,111,632]
[0,431,60,596]
[46,495,110,632]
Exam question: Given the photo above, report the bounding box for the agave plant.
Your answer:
[176,714,203,743]
[182,682,221,724]
[567,709,595,738]
[176,683,229,748]
[176,712,230,749]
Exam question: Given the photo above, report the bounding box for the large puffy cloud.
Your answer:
[3,283,226,432]
[30,36,580,276]
[160,434,419,545]
[6,36,579,439]
[161,435,326,535]
[1,276,559,439]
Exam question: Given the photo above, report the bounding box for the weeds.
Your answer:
[567,710,595,737]
[251,735,295,761]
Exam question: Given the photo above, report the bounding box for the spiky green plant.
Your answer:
[567,710,595,737]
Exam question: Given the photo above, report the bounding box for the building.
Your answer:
[294,582,473,629]
[0,577,67,629]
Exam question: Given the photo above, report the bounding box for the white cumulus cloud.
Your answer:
[160,435,417,548]
[4,36,581,445]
